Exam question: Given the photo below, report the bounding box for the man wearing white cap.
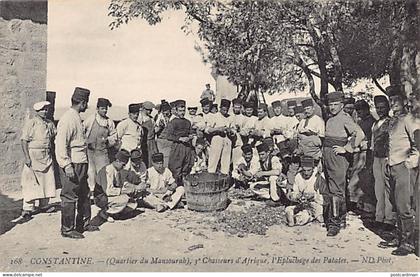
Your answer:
[20,101,57,219]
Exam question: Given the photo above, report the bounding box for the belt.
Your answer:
[323,136,347,148]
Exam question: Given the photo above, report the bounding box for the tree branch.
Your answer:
[372,78,386,93]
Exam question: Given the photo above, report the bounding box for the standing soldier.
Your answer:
[84,98,117,194]
[206,99,235,175]
[385,85,419,256]
[348,99,376,214]
[270,100,294,146]
[166,100,195,184]
[240,101,258,146]
[116,103,142,152]
[20,101,57,219]
[297,99,325,164]
[371,95,395,231]
[323,91,365,237]
[56,87,99,239]
[231,98,246,165]
[140,101,158,167]
[155,101,173,168]
[200,83,216,103]
[252,104,271,144]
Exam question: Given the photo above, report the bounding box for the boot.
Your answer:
[392,218,415,256]
[327,197,341,237]
[75,195,94,233]
[339,198,347,229]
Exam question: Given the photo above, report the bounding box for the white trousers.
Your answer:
[140,187,185,210]
[249,176,280,201]
[208,136,232,175]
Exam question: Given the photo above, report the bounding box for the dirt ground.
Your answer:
[0,189,418,272]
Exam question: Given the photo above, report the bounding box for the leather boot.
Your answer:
[392,218,415,256]
[339,198,347,229]
[323,195,332,230]
[61,202,84,239]
[327,197,341,237]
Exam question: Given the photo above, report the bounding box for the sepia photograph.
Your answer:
[0,0,419,274]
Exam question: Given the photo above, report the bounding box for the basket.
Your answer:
[184,172,230,212]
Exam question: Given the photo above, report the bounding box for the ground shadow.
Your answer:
[0,193,23,236]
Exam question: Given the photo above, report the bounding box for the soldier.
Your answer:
[84,98,117,193]
[56,87,98,239]
[186,106,201,131]
[343,97,357,121]
[196,98,213,143]
[285,156,325,227]
[371,95,395,230]
[323,91,365,237]
[200,83,215,103]
[296,99,325,163]
[155,101,173,168]
[287,100,297,117]
[270,100,294,145]
[249,142,282,204]
[347,99,376,214]
[206,99,235,175]
[116,103,142,152]
[190,137,208,174]
[95,150,145,223]
[139,101,158,167]
[166,100,195,184]
[232,144,260,188]
[20,101,57,219]
[252,104,271,143]
[211,103,218,114]
[240,101,258,146]
[231,98,246,165]
[384,85,419,256]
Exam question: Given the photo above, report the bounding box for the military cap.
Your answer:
[243,101,254,109]
[301,99,313,108]
[130,149,142,161]
[263,137,274,148]
[161,102,171,112]
[326,92,344,103]
[300,156,314,168]
[232,98,242,105]
[200,98,211,106]
[211,103,218,109]
[343,97,355,105]
[294,105,304,114]
[115,149,130,164]
[33,101,50,111]
[385,85,405,98]
[142,101,155,110]
[354,99,370,110]
[374,95,389,106]
[128,103,140,113]
[241,144,253,154]
[220,99,231,108]
[152,152,164,163]
[258,103,268,110]
[175,100,186,108]
[271,100,282,108]
[188,106,198,110]
[256,142,269,153]
[287,100,297,107]
[72,87,90,102]
[97,98,112,108]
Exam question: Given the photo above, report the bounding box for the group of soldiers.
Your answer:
[19,84,419,257]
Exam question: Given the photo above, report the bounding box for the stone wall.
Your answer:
[0,1,48,192]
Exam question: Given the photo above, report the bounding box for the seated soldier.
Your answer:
[232,144,260,189]
[127,149,148,183]
[94,150,146,223]
[249,142,282,204]
[190,137,208,174]
[285,156,325,227]
[137,153,185,212]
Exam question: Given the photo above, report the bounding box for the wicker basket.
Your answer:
[184,172,230,212]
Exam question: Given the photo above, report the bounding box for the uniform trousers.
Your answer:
[156,138,173,168]
[208,136,232,175]
[373,157,395,224]
[87,150,109,192]
[60,163,91,234]
[168,142,194,184]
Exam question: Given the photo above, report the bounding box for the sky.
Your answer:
[47,0,388,118]
[47,0,214,109]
